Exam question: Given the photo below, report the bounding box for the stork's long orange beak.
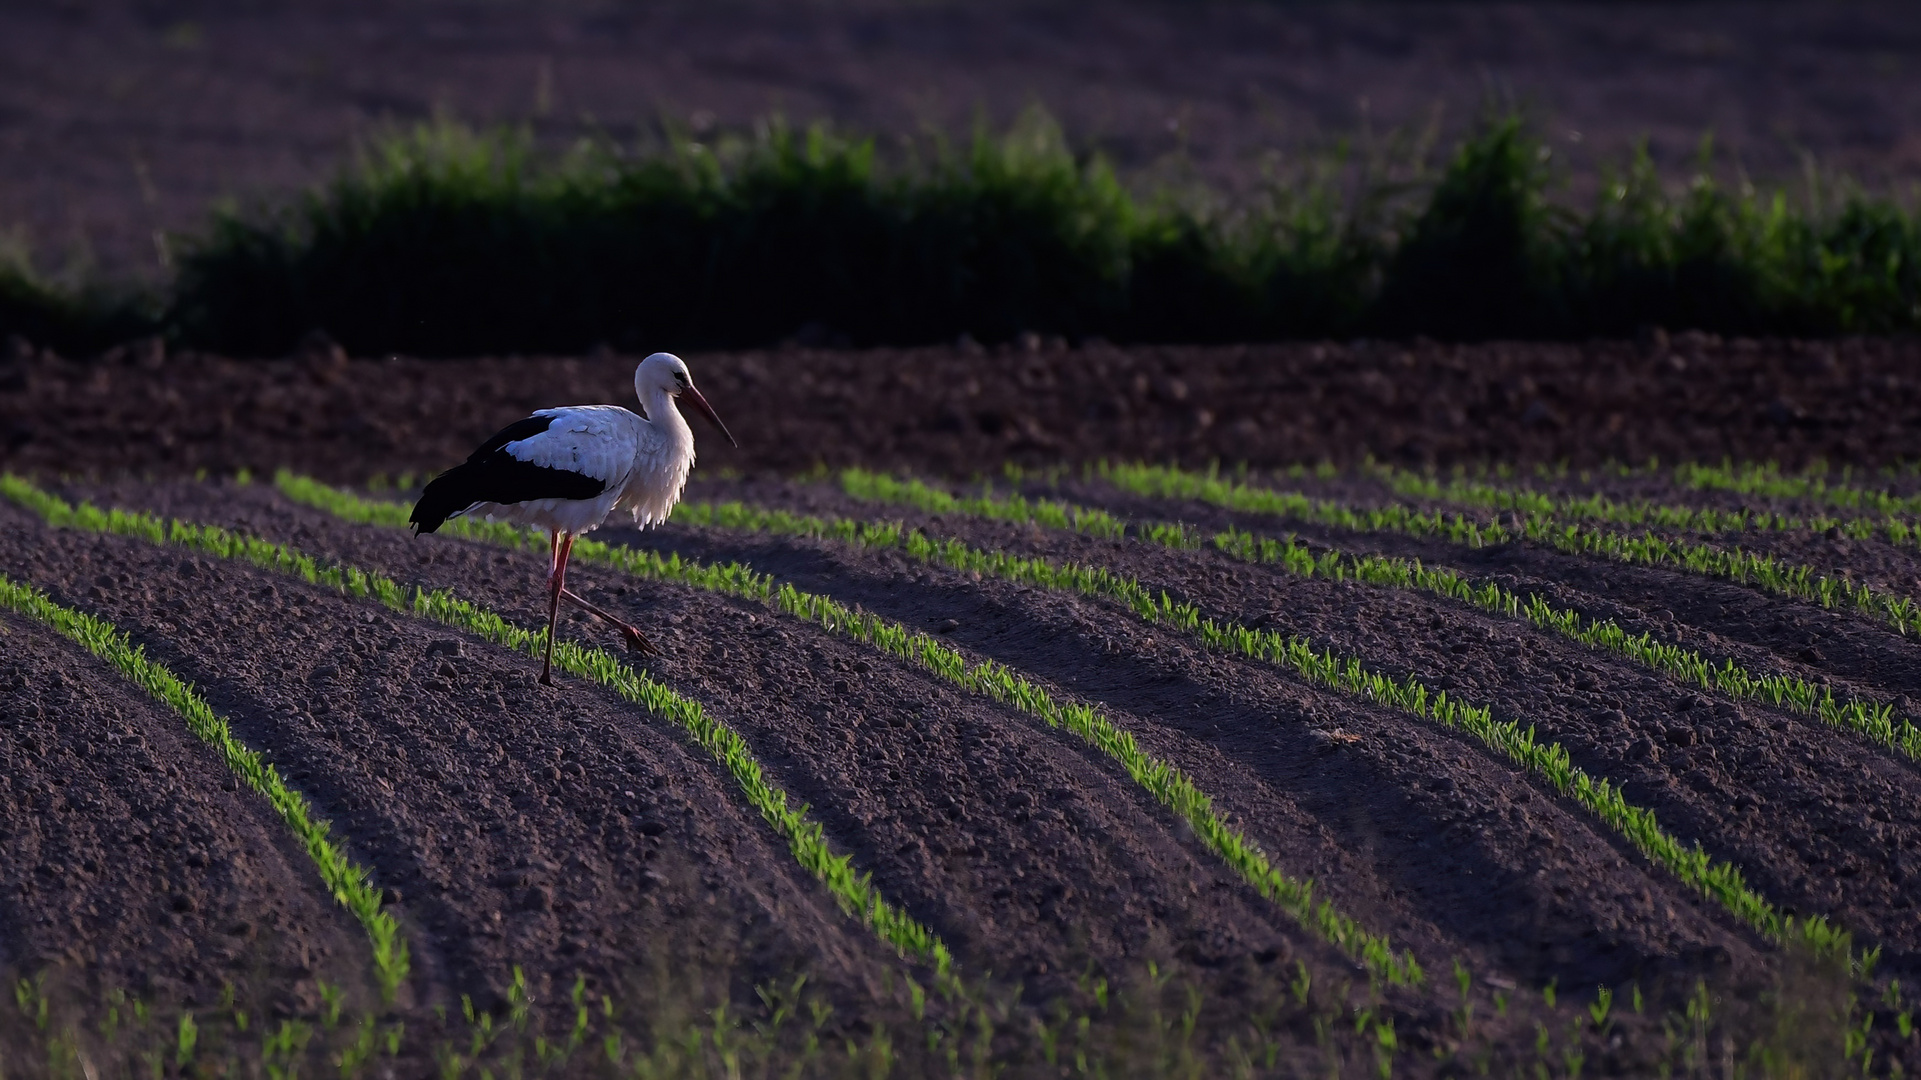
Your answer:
[683,384,738,447]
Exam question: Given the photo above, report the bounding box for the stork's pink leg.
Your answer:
[560,587,657,655]
[538,531,573,686]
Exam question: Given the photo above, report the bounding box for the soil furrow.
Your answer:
[872,481,1921,973]
[0,499,905,1020]
[0,609,367,1016]
[61,481,1394,1011]
[618,518,1776,998]
[255,474,1782,991]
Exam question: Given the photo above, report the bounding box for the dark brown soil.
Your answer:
[5,1,1920,279]
[4,335,1921,486]
[0,611,367,1012]
[9,340,1921,1070]
[25,461,1920,1069]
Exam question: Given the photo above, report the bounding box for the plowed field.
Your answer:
[4,342,1921,1075]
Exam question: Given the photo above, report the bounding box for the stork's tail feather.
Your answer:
[410,468,477,535]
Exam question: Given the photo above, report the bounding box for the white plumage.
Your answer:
[412,352,736,684]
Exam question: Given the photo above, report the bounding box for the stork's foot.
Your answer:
[538,670,556,687]
[616,625,658,656]
[558,587,657,656]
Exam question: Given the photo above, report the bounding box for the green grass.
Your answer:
[0,475,950,980]
[1099,462,1921,640]
[534,487,1856,968]
[273,472,1422,987]
[0,556,408,1002]
[840,469,1921,765]
[11,110,1921,354]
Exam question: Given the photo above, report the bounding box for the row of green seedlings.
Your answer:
[1404,458,1921,521]
[1250,457,1921,532]
[0,528,409,1002]
[1365,462,1921,550]
[1673,461,1921,521]
[1096,462,1921,640]
[1491,457,1921,522]
[0,476,952,988]
[629,486,1868,972]
[837,470,1921,765]
[271,470,1422,990]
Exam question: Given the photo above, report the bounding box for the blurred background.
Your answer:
[6,0,1917,284]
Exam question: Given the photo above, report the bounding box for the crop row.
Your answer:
[1367,465,1921,550]
[1478,458,1921,522]
[480,481,1860,966]
[839,470,1921,764]
[1673,462,1921,520]
[0,564,409,1000]
[272,471,1422,987]
[0,477,953,985]
[1097,463,1921,640]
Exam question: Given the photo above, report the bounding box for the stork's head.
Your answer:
[636,352,738,447]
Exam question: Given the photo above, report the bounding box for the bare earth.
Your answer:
[3,335,1918,482]
[2,340,1921,1068]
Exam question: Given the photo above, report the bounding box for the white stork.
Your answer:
[410,352,737,685]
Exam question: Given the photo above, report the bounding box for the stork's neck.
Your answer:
[642,385,694,443]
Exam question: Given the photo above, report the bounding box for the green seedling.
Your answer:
[1588,987,1613,1033]
[174,1012,198,1068]
[317,981,344,1029]
[1452,960,1475,1038]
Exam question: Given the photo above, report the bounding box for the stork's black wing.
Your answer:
[409,414,607,534]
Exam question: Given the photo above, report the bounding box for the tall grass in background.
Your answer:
[0,236,158,355]
[7,109,1921,355]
